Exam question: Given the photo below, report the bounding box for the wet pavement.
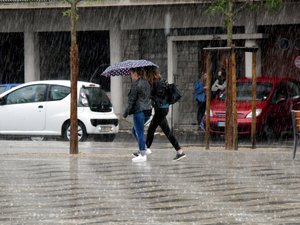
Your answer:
[0,138,299,225]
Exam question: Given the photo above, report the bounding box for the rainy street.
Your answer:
[1,0,300,224]
[0,136,300,225]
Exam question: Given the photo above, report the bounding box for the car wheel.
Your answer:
[63,121,88,142]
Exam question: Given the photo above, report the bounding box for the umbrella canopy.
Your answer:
[100,59,159,77]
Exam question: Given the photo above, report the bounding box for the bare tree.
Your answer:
[64,0,81,154]
[206,0,283,46]
[205,0,282,149]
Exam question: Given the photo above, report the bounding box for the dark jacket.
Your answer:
[151,79,169,109]
[123,78,152,117]
[195,79,205,102]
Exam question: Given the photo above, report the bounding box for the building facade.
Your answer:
[0,0,300,128]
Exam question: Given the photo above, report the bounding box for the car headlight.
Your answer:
[80,98,89,106]
[209,109,213,117]
[79,92,89,106]
[246,108,262,118]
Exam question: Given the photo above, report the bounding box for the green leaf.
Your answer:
[63,9,71,17]
[266,0,283,11]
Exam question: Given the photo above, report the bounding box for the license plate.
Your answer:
[99,125,112,132]
[217,121,225,127]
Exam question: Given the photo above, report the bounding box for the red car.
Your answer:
[209,77,300,139]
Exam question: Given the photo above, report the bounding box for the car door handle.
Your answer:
[38,105,43,109]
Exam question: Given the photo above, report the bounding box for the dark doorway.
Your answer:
[39,31,110,91]
[0,33,24,84]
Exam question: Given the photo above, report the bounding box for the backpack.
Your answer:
[166,83,182,105]
[151,79,182,107]
[151,79,168,108]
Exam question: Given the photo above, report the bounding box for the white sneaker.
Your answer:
[132,148,152,157]
[146,148,152,155]
[132,154,147,162]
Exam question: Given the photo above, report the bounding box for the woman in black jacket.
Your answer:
[143,66,186,161]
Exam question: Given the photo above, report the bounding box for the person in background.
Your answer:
[211,67,226,99]
[138,66,186,161]
[123,67,152,163]
[195,73,207,131]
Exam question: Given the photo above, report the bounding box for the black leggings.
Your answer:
[146,108,181,151]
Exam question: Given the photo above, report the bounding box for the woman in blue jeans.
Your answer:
[123,67,152,162]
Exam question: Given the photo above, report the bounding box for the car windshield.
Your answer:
[219,82,273,101]
[81,86,112,112]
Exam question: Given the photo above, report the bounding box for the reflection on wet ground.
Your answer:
[0,140,299,224]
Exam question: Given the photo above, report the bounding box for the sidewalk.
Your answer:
[0,140,299,224]
[116,127,295,149]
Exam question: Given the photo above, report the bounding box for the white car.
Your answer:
[0,80,119,141]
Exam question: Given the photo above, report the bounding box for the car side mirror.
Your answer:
[0,97,4,105]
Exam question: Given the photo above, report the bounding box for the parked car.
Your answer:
[0,83,22,94]
[0,80,119,141]
[209,77,300,139]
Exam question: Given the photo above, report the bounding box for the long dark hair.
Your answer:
[130,67,146,79]
[144,66,161,85]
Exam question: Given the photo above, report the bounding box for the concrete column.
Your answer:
[24,31,40,82]
[244,11,262,78]
[167,37,178,128]
[256,46,262,77]
[109,24,122,117]
[245,39,256,78]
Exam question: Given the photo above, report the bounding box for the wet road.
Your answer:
[0,140,299,225]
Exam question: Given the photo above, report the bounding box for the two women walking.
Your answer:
[123,66,186,163]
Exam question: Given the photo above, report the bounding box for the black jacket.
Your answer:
[151,79,169,108]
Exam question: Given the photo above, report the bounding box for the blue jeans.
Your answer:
[132,111,150,152]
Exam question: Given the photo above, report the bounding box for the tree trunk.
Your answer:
[231,49,238,150]
[226,0,233,47]
[225,52,232,149]
[224,0,237,150]
[251,52,257,149]
[70,1,79,154]
[205,52,212,150]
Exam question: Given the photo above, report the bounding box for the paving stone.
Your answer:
[0,140,299,224]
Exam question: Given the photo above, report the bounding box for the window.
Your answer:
[0,86,6,94]
[287,81,300,99]
[219,82,272,101]
[80,86,112,112]
[6,84,47,104]
[271,83,287,104]
[276,38,290,50]
[295,38,300,50]
[33,85,47,102]
[49,85,70,101]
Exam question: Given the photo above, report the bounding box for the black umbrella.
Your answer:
[100,59,159,77]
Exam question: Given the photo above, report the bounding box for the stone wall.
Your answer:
[121,30,140,119]
[121,29,202,127]
[176,41,200,126]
